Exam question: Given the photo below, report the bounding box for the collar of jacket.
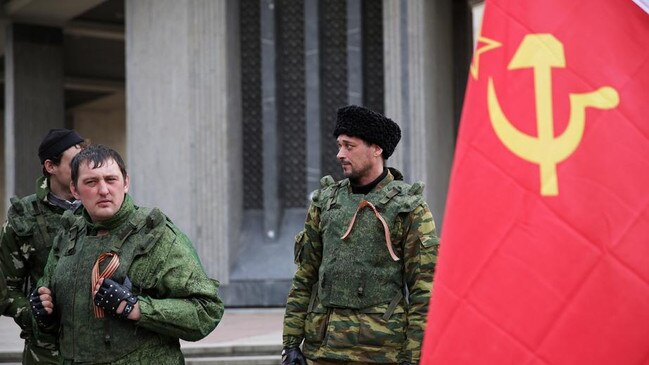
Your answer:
[84,194,135,233]
[36,175,83,212]
[35,175,51,202]
[371,167,403,193]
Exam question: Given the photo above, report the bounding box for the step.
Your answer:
[0,344,281,363]
[0,350,20,363]
[183,343,281,357]
[187,355,279,365]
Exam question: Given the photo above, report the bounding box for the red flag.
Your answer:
[422,1,649,364]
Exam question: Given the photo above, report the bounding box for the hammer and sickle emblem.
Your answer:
[488,34,619,196]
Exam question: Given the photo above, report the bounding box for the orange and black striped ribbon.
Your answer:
[341,200,400,261]
[91,252,120,318]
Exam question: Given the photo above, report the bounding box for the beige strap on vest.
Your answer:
[92,252,120,318]
[341,200,400,261]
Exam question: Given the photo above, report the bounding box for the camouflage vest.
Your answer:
[49,206,177,363]
[7,195,67,286]
[313,175,424,309]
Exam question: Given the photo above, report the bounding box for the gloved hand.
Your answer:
[29,288,56,328]
[94,277,138,319]
[281,346,307,365]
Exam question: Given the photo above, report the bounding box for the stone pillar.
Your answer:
[304,0,321,195]
[126,0,241,283]
[347,0,362,105]
[4,24,64,204]
[384,0,455,228]
[261,0,280,240]
[0,111,4,222]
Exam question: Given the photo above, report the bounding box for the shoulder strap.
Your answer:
[111,207,168,254]
[7,197,33,236]
[31,200,52,243]
[377,180,426,213]
[110,208,150,253]
[312,175,341,210]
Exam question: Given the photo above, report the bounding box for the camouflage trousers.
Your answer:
[308,360,399,365]
[22,340,60,365]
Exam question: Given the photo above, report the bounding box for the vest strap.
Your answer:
[379,187,400,205]
[65,226,78,255]
[382,291,404,321]
[32,201,52,243]
[341,200,400,261]
[112,213,147,252]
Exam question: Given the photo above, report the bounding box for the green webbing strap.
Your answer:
[382,291,404,321]
[9,197,22,214]
[111,213,146,253]
[379,187,400,205]
[32,201,51,243]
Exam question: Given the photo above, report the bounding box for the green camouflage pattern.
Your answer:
[283,169,439,363]
[0,176,74,364]
[38,194,224,364]
[315,176,424,309]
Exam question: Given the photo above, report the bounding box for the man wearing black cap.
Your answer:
[282,106,439,365]
[0,129,85,364]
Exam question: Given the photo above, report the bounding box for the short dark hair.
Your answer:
[71,145,127,187]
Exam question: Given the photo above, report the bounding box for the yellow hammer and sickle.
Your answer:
[487,34,619,196]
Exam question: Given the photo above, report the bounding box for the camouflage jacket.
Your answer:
[283,168,439,363]
[0,177,80,335]
[38,195,224,364]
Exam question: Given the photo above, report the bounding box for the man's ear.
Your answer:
[70,181,81,200]
[43,160,56,175]
[124,175,130,193]
[374,145,383,158]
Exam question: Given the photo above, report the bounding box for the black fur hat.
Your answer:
[333,105,401,159]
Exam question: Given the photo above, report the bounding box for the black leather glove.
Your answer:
[94,277,138,319]
[281,346,307,365]
[29,289,55,328]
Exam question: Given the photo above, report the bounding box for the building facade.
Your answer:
[1,0,482,306]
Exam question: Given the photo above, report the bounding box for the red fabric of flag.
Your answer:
[422,1,649,364]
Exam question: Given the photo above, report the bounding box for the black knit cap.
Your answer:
[38,129,84,164]
[333,105,401,159]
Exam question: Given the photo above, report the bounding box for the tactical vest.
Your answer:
[50,207,177,363]
[7,195,67,286]
[313,175,424,309]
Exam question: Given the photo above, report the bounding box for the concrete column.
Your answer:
[304,0,321,195]
[261,0,280,240]
[347,0,362,105]
[0,111,4,222]
[126,0,241,283]
[384,0,455,228]
[383,0,408,172]
[4,24,64,203]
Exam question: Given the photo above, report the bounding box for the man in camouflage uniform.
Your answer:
[282,106,439,365]
[0,129,85,364]
[31,145,224,364]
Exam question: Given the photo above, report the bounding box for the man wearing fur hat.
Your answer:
[0,129,85,364]
[282,105,439,365]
